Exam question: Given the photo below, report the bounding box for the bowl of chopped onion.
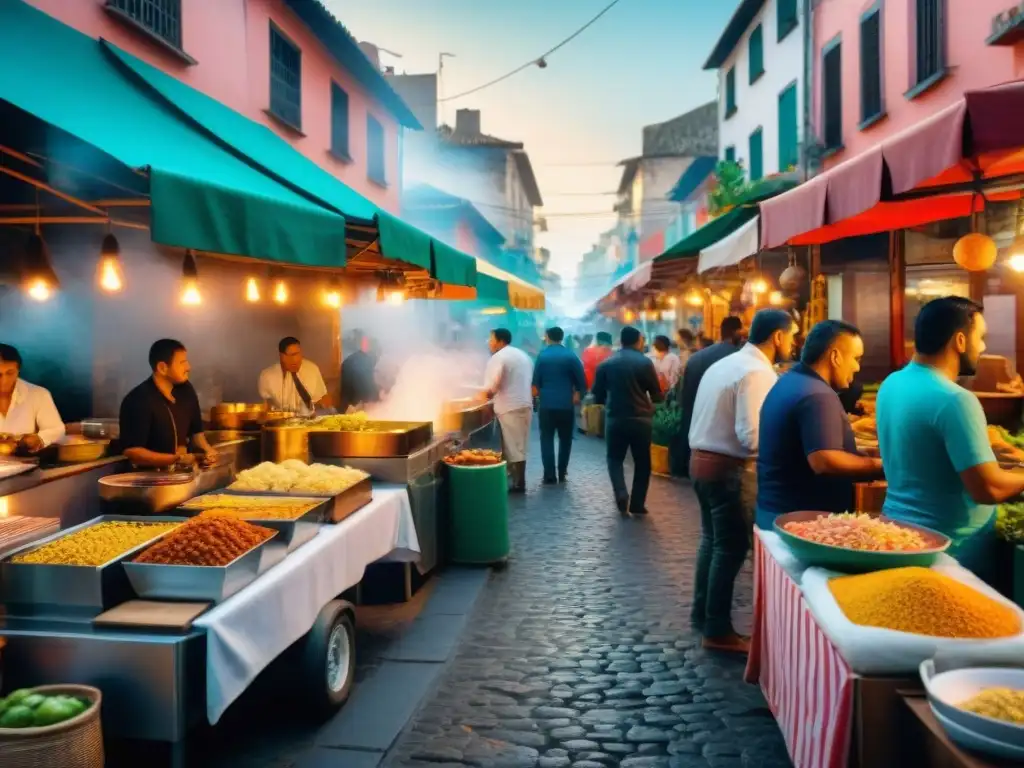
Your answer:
[773,511,950,571]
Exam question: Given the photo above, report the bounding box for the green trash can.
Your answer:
[448,462,510,565]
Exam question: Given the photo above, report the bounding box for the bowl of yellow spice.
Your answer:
[920,659,1024,759]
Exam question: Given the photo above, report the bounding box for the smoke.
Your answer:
[342,294,489,429]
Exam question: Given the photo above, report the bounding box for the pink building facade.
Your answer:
[812,0,1024,171]
[25,0,418,212]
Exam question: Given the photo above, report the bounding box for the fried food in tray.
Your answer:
[197,505,317,521]
[444,449,503,467]
[133,514,273,567]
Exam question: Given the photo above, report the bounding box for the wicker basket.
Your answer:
[0,685,103,768]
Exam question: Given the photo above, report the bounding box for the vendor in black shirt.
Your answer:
[119,339,217,469]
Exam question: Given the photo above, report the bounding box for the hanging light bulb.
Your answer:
[769,290,783,306]
[1011,254,1024,273]
[667,296,677,307]
[376,273,406,305]
[273,278,289,305]
[180,249,201,306]
[686,290,704,307]
[751,277,769,295]
[22,231,59,302]
[97,232,124,293]
[245,276,262,303]
[322,277,343,309]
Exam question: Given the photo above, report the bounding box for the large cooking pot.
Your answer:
[261,423,310,463]
[98,471,199,514]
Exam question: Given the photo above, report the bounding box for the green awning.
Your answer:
[430,239,478,287]
[475,273,510,305]
[105,41,476,286]
[654,177,798,262]
[0,0,347,267]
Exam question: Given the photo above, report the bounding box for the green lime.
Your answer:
[64,698,88,717]
[21,694,46,710]
[32,697,79,727]
[4,689,32,706]
[0,704,35,728]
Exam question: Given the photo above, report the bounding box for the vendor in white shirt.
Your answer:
[258,337,330,417]
[0,343,65,452]
[483,327,535,494]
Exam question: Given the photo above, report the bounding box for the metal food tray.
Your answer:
[123,533,277,603]
[1,515,186,616]
[176,495,330,552]
[217,478,373,524]
[307,421,433,458]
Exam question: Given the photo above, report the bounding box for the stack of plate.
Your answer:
[920,659,1024,761]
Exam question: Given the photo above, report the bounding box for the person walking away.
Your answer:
[756,320,883,528]
[648,335,682,393]
[676,328,695,372]
[533,326,586,484]
[671,317,745,476]
[688,309,796,653]
[876,296,1024,583]
[582,332,614,392]
[483,328,534,493]
[592,326,663,516]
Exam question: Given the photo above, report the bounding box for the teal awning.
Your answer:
[430,240,478,287]
[475,273,510,305]
[105,40,476,286]
[0,0,348,267]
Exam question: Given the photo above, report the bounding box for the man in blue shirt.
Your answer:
[533,326,587,484]
[757,320,883,529]
[877,296,1024,581]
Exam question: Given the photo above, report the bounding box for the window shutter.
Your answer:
[749,25,764,83]
[778,84,798,171]
[860,9,882,122]
[725,68,737,116]
[823,42,842,150]
[331,83,350,156]
[269,25,302,130]
[725,146,736,163]
[914,0,944,85]
[749,129,763,181]
[777,0,798,41]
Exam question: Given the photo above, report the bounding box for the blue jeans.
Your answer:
[606,417,652,510]
[692,466,754,638]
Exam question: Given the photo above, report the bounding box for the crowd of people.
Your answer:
[481,294,1018,660]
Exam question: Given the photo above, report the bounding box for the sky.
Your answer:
[330,0,739,285]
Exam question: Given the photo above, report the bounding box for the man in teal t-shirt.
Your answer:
[877,296,1024,581]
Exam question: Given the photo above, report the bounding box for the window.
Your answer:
[106,0,182,50]
[269,25,302,130]
[330,83,350,159]
[367,115,386,185]
[748,128,763,181]
[860,4,884,125]
[778,82,799,171]
[822,39,843,151]
[749,25,765,83]
[777,0,798,41]
[725,68,737,118]
[724,146,736,163]
[912,0,945,90]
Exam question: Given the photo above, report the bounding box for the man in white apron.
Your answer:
[483,328,534,493]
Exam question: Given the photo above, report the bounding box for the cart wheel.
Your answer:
[301,599,356,711]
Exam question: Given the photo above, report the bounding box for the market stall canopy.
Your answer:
[475,258,545,311]
[103,42,475,287]
[760,80,1024,249]
[0,0,348,268]
[697,215,759,274]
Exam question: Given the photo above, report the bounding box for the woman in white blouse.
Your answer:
[0,344,65,452]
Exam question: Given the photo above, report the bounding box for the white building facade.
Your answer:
[707,0,806,179]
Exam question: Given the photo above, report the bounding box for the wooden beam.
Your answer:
[0,166,106,215]
[0,216,149,231]
[89,199,151,208]
[889,230,906,370]
[0,144,43,168]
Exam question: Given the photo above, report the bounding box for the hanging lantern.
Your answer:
[779,250,806,293]
[97,233,124,293]
[953,233,997,272]
[180,250,201,306]
[22,232,59,302]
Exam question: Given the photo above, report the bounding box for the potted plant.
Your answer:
[651,403,682,477]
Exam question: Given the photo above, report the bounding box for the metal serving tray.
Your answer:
[217,479,373,524]
[307,421,434,458]
[176,495,330,552]
[122,533,276,603]
[1,515,186,616]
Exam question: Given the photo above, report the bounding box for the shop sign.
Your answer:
[989,3,1024,46]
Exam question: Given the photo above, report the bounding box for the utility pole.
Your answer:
[438,52,456,126]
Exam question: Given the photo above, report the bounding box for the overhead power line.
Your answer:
[439,0,624,102]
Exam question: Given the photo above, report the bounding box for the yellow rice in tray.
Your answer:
[829,567,1021,638]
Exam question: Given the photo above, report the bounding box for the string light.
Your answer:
[751,278,768,294]
[769,290,783,306]
[26,279,51,302]
[1011,254,1024,273]
[322,277,343,308]
[686,291,704,307]
[273,279,288,305]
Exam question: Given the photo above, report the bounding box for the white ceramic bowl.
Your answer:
[920,659,1024,747]
[932,707,1024,762]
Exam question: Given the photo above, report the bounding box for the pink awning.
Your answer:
[760,79,1024,249]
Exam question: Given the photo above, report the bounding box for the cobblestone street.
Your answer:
[385,431,793,768]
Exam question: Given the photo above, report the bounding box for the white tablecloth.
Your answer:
[194,486,419,723]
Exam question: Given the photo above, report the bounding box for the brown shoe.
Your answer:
[701,633,750,654]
